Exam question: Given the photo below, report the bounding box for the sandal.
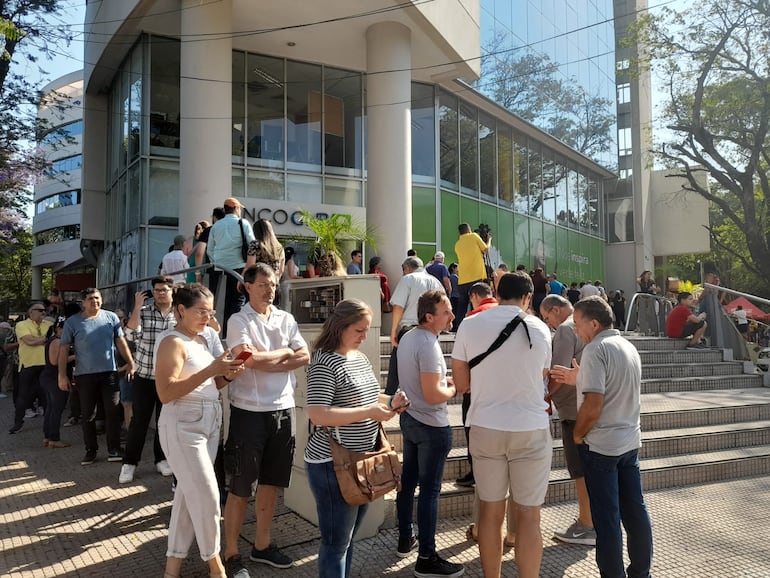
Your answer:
[504,536,516,548]
[465,523,478,542]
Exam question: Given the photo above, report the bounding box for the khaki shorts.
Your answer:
[470,426,552,506]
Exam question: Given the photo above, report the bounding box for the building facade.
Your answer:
[81,0,619,295]
[32,71,96,300]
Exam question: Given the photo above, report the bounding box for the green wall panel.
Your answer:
[513,213,530,269]
[412,186,436,243]
[555,226,570,280]
[543,223,556,275]
[459,197,480,231]
[441,190,460,262]
[496,209,515,268]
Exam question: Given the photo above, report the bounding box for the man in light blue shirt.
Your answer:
[206,197,255,333]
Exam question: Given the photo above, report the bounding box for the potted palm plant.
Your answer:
[297,210,377,277]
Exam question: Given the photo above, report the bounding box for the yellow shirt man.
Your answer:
[455,231,489,285]
[16,316,51,369]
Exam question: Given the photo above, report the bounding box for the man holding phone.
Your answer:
[119,275,176,483]
[394,290,465,578]
[221,263,310,576]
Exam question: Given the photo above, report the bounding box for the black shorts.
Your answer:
[738,324,748,334]
[682,319,705,338]
[225,406,295,497]
[559,420,584,479]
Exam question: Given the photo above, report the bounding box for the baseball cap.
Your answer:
[434,251,445,259]
[223,197,242,209]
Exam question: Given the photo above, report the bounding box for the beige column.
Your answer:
[179,0,232,238]
[366,22,412,282]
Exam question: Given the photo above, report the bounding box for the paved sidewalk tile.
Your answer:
[1,396,768,577]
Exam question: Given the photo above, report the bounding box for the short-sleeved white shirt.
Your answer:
[226,303,307,412]
[389,269,443,326]
[452,305,552,432]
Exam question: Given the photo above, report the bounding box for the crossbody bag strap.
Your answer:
[239,218,248,259]
[467,312,531,369]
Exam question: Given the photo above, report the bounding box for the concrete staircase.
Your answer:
[379,334,770,517]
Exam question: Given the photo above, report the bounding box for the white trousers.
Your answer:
[158,397,222,561]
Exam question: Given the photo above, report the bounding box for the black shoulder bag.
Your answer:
[468,312,531,369]
[239,218,249,262]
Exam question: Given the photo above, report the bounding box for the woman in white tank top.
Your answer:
[154,284,247,578]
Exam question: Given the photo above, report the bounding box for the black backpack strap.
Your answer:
[467,312,531,369]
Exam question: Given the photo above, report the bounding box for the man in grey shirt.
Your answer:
[395,290,464,578]
[551,296,653,578]
[540,295,594,546]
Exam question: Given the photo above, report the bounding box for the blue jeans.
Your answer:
[396,411,452,558]
[306,460,368,578]
[578,445,653,578]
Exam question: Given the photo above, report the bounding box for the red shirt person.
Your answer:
[666,292,707,348]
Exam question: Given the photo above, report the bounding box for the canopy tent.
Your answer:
[723,296,770,320]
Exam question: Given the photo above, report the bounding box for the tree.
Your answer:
[296,210,377,277]
[479,32,616,163]
[0,228,33,308]
[639,0,770,289]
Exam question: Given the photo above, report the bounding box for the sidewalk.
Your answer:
[1,395,768,577]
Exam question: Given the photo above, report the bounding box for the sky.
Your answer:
[24,1,86,89]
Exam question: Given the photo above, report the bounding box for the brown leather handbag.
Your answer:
[327,425,402,506]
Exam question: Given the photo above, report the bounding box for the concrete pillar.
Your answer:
[179,0,232,238]
[366,22,412,283]
[31,267,43,300]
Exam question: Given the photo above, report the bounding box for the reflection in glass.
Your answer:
[324,177,362,206]
[515,141,528,213]
[588,177,600,235]
[412,83,435,180]
[232,51,246,160]
[555,160,568,226]
[35,225,81,246]
[324,67,363,174]
[247,170,284,200]
[36,190,81,214]
[459,102,478,195]
[567,169,580,229]
[127,162,142,231]
[528,142,542,218]
[147,159,179,226]
[286,61,322,170]
[149,37,181,152]
[128,47,142,161]
[247,54,285,166]
[287,173,322,203]
[578,171,589,233]
[439,90,458,189]
[479,112,495,199]
[497,125,513,205]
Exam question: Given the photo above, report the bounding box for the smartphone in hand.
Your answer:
[233,350,252,364]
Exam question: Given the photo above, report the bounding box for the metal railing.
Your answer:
[624,292,675,336]
[700,283,767,361]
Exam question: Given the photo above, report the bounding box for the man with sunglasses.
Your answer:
[119,276,176,483]
[9,303,52,434]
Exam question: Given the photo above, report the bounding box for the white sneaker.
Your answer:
[119,464,136,484]
[24,409,37,419]
[155,460,173,477]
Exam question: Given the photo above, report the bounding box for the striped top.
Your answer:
[304,349,381,463]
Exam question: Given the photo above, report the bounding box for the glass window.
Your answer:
[35,224,81,246]
[147,228,179,279]
[149,37,181,153]
[497,124,513,205]
[459,102,478,195]
[608,197,634,242]
[588,177,600,235]
[127,162,142,231]
[287,173,321,204]
[567,168,580,229]
[120,65,129,171]
[541,149,556,223]
[324,177,362,206]
[35,190,81,214]
[618,127,632,155]
[578,171,589,232]
[286,60,322,170]
[147,159,179,226]
[411,83,435,180]
[232,167,245,197]
[515,140,528,213]
[555,160,568,226]
[110,80,121,183]
[247,169,284,200]
[479,112,495,200]
[48,155,82,175]
[528,142,542,218]
[324,67,363,175]
[232,51,246,161]
[128,45,143,161]
[247,54,286,167]
[439,90,458,189]
[40,120,83,148]
[617,82,631,105]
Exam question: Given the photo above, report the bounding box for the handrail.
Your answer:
[703,282,770,308]
[98,263,244,291]
[624,292,673,335]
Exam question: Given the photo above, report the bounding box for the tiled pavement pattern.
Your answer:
[3,394,770,577]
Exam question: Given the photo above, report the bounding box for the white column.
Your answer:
[366,22,412,282]
[31,267,43,300]
[179,0,232,239]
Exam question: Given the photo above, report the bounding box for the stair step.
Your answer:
[638,349,724,363]
[641,374,761,394]
[642,362,745,379]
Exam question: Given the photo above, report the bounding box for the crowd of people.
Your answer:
[15,213,736,578]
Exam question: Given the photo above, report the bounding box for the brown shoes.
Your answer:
[46,440,71,448]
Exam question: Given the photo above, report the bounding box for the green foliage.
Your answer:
[638,0,770,290]
[296,210,377,259]
[0,228,33,308]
